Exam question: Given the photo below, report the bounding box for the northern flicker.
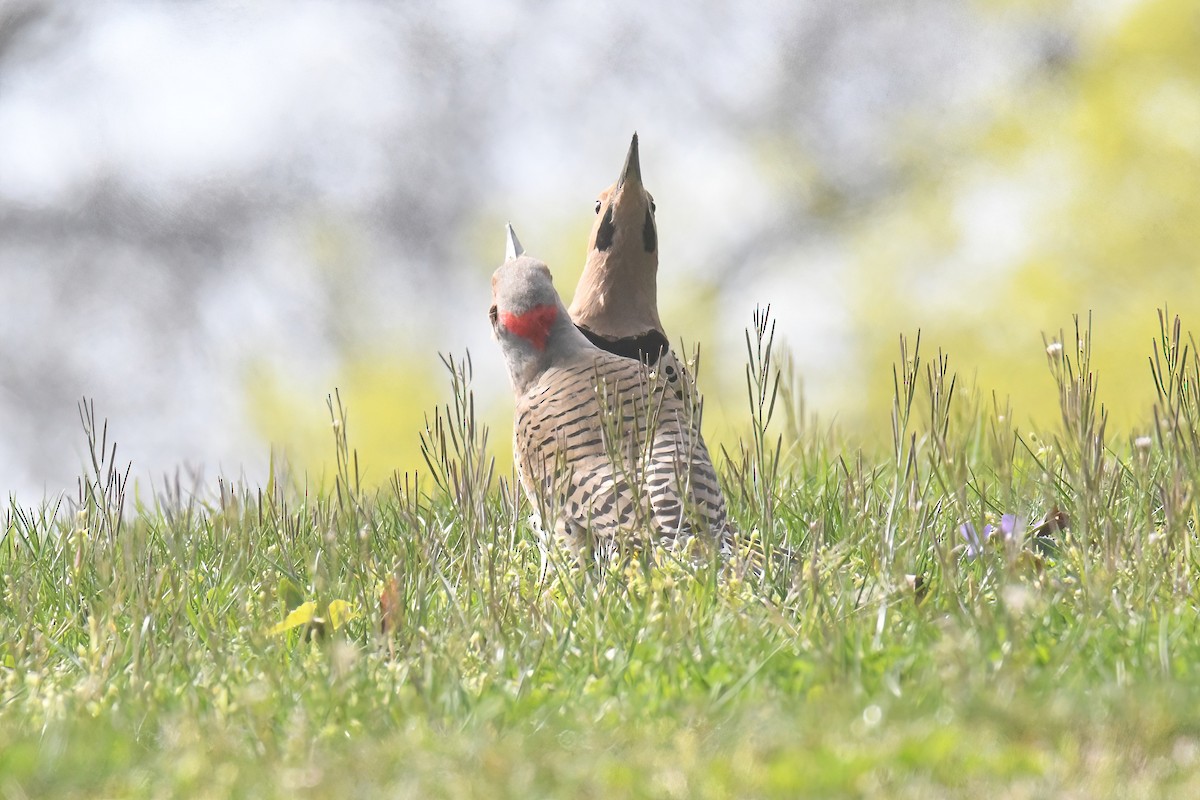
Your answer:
[492,224,731,560]
[568,133,693,402]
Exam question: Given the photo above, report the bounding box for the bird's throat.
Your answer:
[570,252,662,338]
[501,304,559,352]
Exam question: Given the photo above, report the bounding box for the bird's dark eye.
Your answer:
[594,200,601,214]
[488,304,498,324]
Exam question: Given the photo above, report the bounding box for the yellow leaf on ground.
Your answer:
[269,600,317,635]
[327,599,359,630]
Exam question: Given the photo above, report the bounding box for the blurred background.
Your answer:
[1,0,1196,500]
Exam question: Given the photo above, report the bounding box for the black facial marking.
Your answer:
[578,326,669,366]
[642,209,657,253]
[594,206,615,251]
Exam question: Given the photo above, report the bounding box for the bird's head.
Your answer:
[569,132,663,338]
[589,131,657,263]
[491,224,590,393]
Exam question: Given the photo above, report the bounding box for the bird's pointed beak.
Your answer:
[617,132,641,190]
[505,222,524,261]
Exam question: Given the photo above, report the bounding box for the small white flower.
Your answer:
[1135,435,1152,451]
[1046,341,1063,356]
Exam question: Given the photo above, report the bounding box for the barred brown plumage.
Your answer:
[492,225,733,562]
[514,353,730,556]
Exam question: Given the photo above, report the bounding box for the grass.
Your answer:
[4,308,1200,797]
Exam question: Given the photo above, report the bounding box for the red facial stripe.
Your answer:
[499,304,558,351]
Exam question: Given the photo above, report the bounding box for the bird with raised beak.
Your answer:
[568,133,693,404]
[491,223,732,562]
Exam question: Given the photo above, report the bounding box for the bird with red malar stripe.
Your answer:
[490,224,733,563]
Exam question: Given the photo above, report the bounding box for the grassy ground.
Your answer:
[4,311,1200,798]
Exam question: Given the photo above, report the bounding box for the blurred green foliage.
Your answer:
[247,0,1198,485]
[248,354,445,489]
[857,0,1200,434]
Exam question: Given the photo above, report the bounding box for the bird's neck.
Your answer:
[569,249,663,339]
[505,307,595,396]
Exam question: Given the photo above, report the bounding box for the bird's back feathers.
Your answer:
[513,347,730,559]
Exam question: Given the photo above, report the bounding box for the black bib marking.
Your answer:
[578,327,669,367]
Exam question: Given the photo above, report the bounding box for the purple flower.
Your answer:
[960,522,994,558]
[998,514,1026,541]
[961,514,1028,558]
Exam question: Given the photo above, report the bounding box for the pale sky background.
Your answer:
[0,0,1106,500]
